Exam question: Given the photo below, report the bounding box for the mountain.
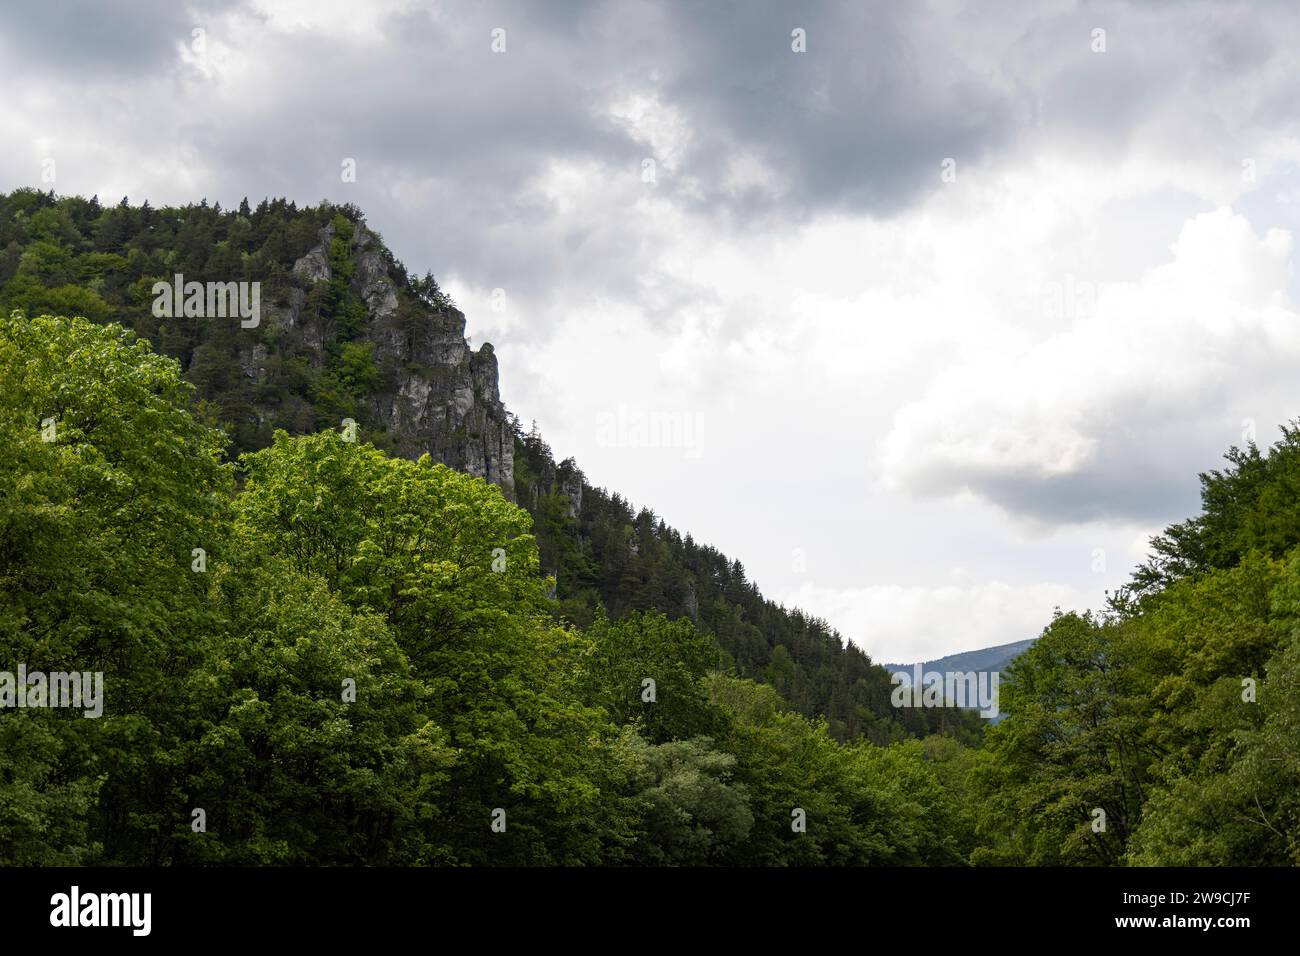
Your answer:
[0,188,981,744]
[11,194,516,495]
[881,638,1037,679]
[882,638,1036,724]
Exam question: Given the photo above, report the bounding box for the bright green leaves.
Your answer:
[0,311,233,864]
[617,732,754,866]
[1130,423,1300,600]
[180,563,453,865]
[232,428,613,864]
[976,540,1300,866]
[579,610,722,743]
[0,310,231,679]
[971,611,1155,865]
[234,430,545,661]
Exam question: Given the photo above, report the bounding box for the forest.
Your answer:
[0,188,976,745]
[0,190,1296,865]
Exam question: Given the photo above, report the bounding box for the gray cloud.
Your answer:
[0,0,242,74]
[7,0,1299,324]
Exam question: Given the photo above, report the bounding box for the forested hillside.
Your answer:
[2,189,1298,867]
[512,429,953,741]
[0,189,976,743]
[0,312,978,864]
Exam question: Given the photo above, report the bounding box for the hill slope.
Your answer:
[0,189,980,743]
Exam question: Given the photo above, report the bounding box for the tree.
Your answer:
[0,311,231,864]
[578,610,723,743]
[969,612,1149,865]
[176,560,455,865]
[233,430,612,863]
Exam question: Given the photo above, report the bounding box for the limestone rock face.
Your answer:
[280,219,516,499]
[352,223,399,320]
[292,224,332,283]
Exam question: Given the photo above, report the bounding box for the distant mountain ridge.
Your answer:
[882,638,1037,679]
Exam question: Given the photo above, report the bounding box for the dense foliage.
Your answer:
[0,188,979,744]
[3,188,1296,866]
[970,432,1300,865]
[0,312,978,865]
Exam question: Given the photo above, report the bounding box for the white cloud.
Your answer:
[878,207,1300,523]
[607,92,693,174]
[248,0,423,41]
[779,578,1090,664]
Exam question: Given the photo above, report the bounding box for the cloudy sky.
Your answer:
[6,0,1300,663]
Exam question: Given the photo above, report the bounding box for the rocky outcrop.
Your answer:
[292,225,331,283]
[351,223,399,320]
[266,218,516,499]
[557,459,584,519]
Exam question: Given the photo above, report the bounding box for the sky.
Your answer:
[6,0,1300,663]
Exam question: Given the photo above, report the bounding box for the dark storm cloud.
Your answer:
[181,1,654,305]
[5,0,1299,337]
[940,463,1204,528]
[0,0,242,73]
[652,0,1018,216]
[1,0,1032,305]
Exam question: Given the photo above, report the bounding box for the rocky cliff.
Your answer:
[249,217,515,497]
